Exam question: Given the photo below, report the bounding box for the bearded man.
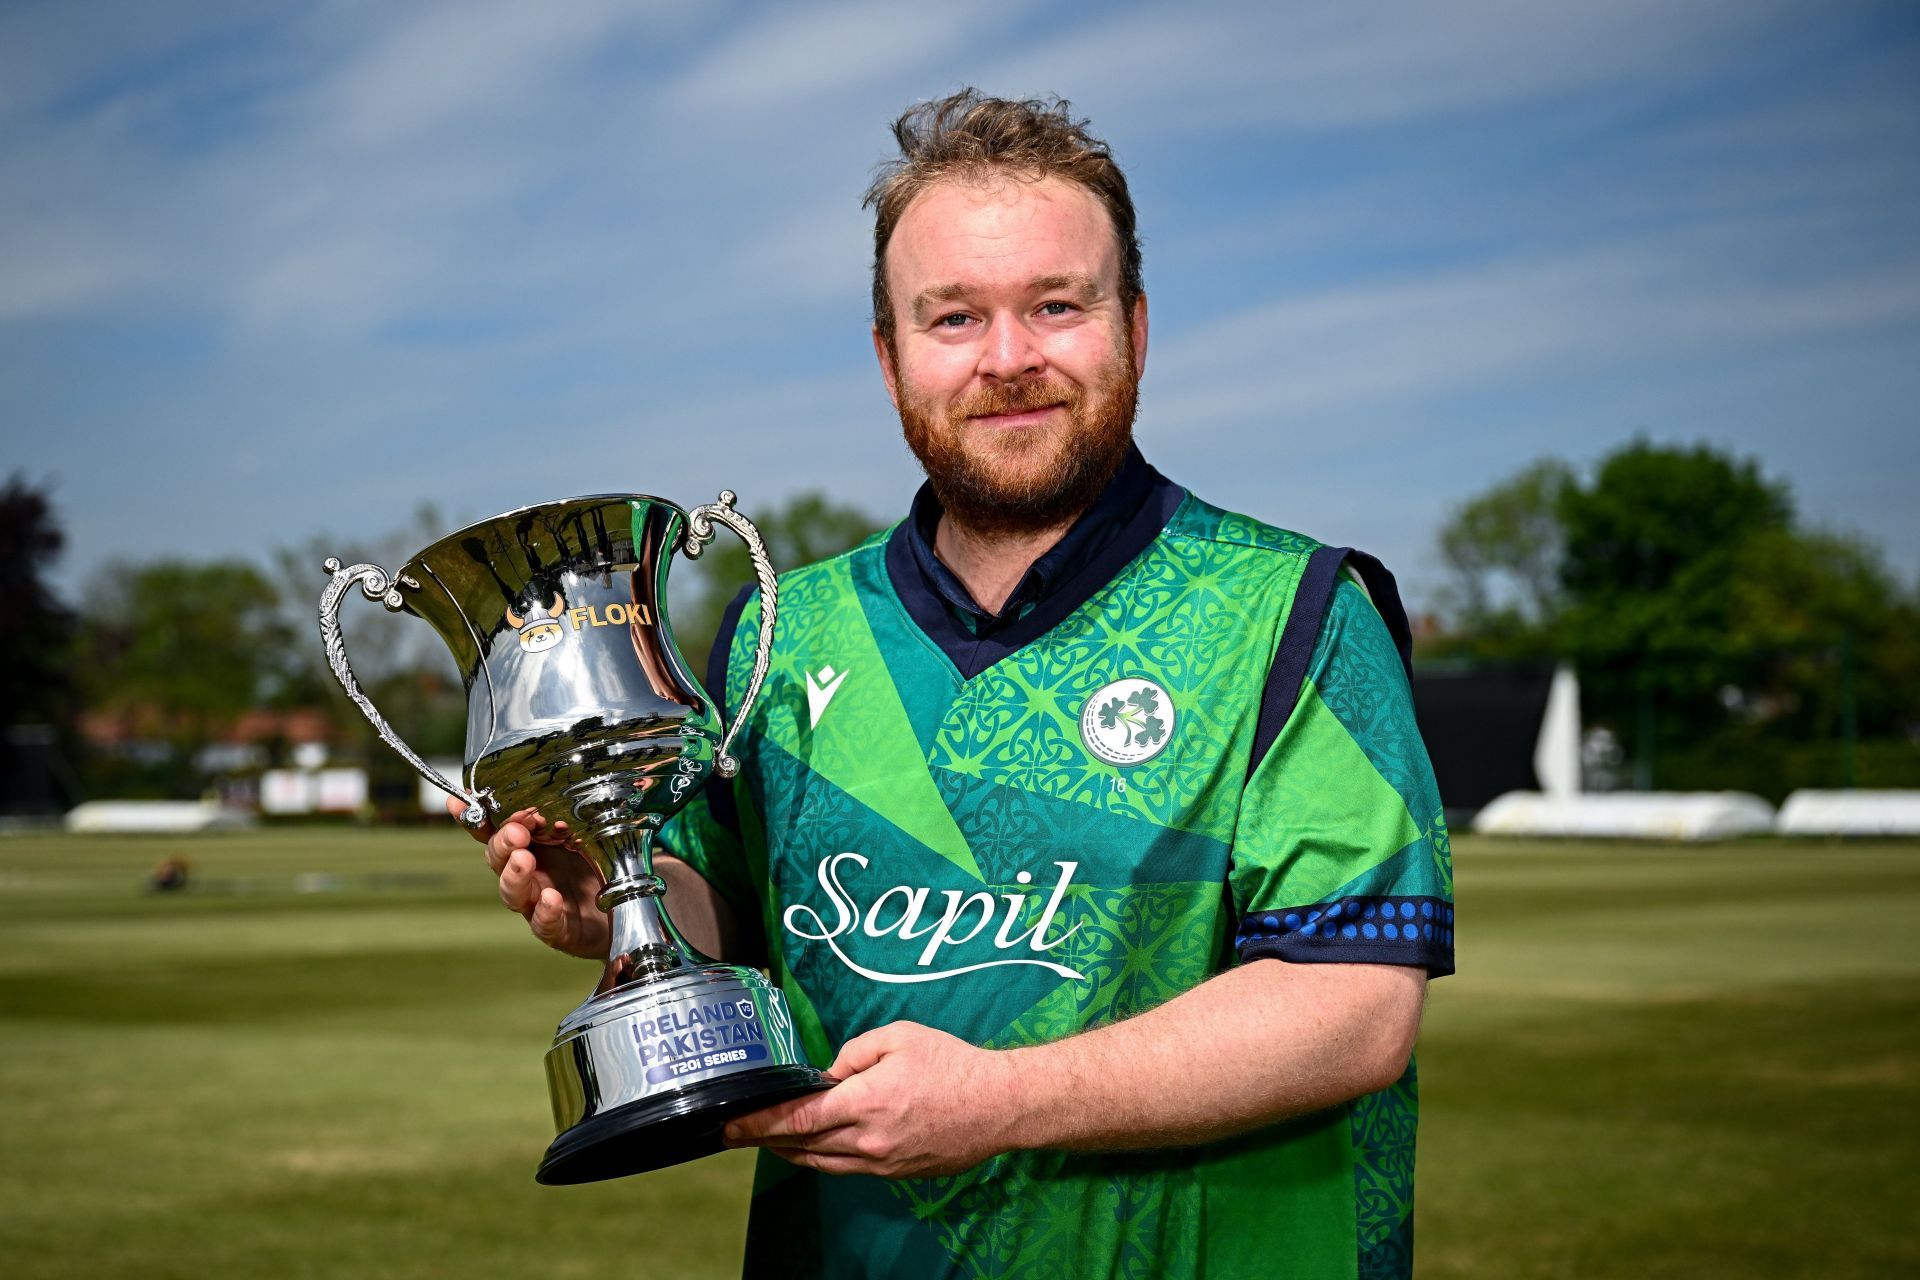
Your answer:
[469,90,1454,1280]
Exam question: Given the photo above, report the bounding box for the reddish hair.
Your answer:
[864,89,1144,342]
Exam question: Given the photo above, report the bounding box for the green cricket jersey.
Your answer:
[660,472,1453,1280]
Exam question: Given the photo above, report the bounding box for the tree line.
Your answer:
[1428,440,1920,795]
[0,476,881,807]
[6,441,1914,809]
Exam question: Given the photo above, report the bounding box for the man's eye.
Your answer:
[1039,301,1076,316]
[936,313,973,327]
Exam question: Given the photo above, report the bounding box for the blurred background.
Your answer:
[2,3,1916,1277]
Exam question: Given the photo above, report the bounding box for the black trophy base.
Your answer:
[535,1064,831,1185]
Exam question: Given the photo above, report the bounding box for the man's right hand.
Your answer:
[449,796,609,959]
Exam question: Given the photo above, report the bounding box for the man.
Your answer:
[468,90,1453,1279]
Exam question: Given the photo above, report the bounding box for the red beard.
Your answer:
[896,342,1139,539]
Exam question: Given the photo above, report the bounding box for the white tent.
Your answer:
[1777,790,1920,837]
[1474,791,1776,842]
[65,801,257,834]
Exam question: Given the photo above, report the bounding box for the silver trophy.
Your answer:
[319,492,828,1184]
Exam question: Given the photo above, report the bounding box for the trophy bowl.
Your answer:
[319,491,829,1185]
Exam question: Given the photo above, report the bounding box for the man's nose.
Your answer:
[977,316,1045,382]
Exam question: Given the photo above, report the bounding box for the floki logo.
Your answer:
[784,854,1087,984]
[506,592,568,653]
[805,664,849,728]
[1080,677,1176,766]
[506,594,655,654]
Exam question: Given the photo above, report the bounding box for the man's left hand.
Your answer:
[723,1021,1015,1178]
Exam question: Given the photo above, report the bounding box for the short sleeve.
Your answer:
[1229,578,1455,976]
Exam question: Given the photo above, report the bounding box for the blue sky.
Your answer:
[3,1,1917,612]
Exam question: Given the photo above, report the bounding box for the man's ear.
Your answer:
[872,327,901,410]
[1130,293,1149,378]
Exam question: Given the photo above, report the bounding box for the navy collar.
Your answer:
[887,444,1186,680]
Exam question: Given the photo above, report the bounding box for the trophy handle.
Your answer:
[681,491,776,780]
[318,557,490,827]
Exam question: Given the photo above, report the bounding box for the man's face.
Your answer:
[874,174,1149,537]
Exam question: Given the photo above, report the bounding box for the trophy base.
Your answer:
[536,1062,829,1184]
[537,961,831,1185]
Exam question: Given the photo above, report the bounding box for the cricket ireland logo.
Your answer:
[1079,677,1176,766]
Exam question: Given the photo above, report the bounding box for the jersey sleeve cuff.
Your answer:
[1235,895,1454,977]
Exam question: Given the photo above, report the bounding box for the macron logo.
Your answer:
[805,664,849,729]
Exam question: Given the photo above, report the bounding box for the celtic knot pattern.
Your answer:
[1352,1061,1419,1274]
[706,500,1440,1280]
[1312,581,1440,829]
[929,497,1312,845]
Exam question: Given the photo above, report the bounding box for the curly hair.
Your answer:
[864,89,1143,342]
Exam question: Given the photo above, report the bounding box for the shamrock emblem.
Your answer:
[1096,686,1166,748]
[1081,677,1178,766]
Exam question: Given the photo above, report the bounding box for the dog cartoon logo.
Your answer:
[505,591,568,653]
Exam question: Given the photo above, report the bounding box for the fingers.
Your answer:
[484,809,549,871]
[528,886,574,951]
[500,843,571,916]
[757,1124,893,1176]
[827,1025,901,1080]
[757,1126,870,1156]
[766,1148,870,1176]
[446,791,605,959]
[481,811,609,959]
[487,821,533,876]
[724,1089,851,1146]
[482,809,576,871]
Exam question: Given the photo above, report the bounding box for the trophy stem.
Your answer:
[588,819,659,896]
[589,824,704,991]
[599,891,684,989]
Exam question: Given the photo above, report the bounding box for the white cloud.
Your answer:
[991,0,1804,134]
[314,0,675,148]
[729,197,873,304]
[2,0,1914,597]
[0,0,259,127]
[0,215,155,320]
[1150,226,1920,431]
[668,2,977,113]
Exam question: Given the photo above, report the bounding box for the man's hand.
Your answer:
[724,961,1424,1177]
[723,1022,1016,1179]
[446,796,608,959]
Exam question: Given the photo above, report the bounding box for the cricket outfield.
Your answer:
[0,828,1913,1278]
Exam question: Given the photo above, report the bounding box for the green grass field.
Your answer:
[0,828,1914,1278]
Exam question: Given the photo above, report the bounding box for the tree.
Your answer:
[0,474,78,726]
[1558,441,1792,602]
[1432,439,1920,791]
[1723,527,1920,740]
[0,475,87,812]
[1435,458,1572,629]
[82,559,300,787]
[1556,441,1795,718]
[271,502,459,696]
[671,492,885,672]
[1436,458,1582,656]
